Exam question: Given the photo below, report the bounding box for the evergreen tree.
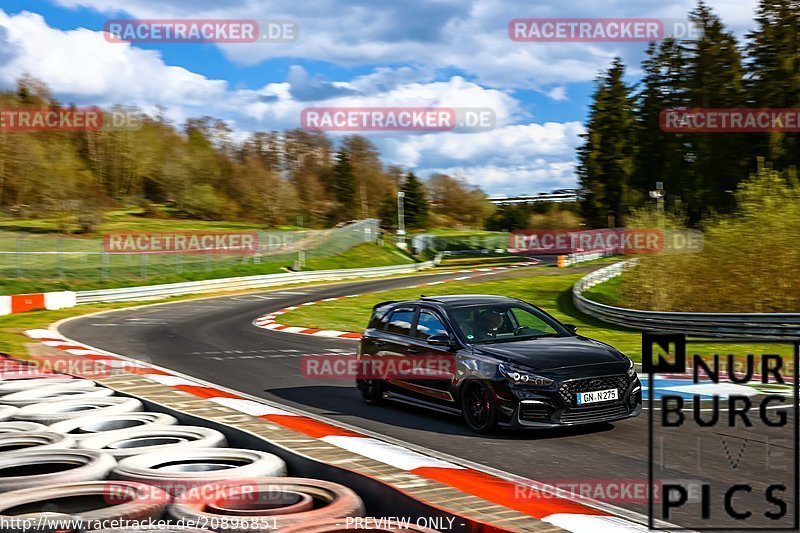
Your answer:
[401,172,429,228]
[331,149,357,219]
[577,58,637,227]
[634,40,690,211]
[746,0,800,171]
[683,1,747,218]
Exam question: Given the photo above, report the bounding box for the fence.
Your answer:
[411,233,509,255]
[0,220,379,282]
[573,261,800,337]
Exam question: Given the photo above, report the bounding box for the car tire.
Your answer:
[49,412,179,442]
[0,449,116,492]
[169,478,364,532]
[356,379,384,406]
[0,385,114,407]
[13,397,143,424]
[0,421,46,433]
[461,380,499,434]
[0,431,75,452]
[0,481,169,528]
[0,406,18,422]
[112,448,287,495]
[79,426,227,459]
[0,378,89,396]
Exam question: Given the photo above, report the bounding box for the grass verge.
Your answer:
[0,243,414,295]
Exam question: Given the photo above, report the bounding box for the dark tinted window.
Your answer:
[415,310,448,340]
[386,308,415,336]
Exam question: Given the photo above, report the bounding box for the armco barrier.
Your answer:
[74,261,437,304]
[573,261,800,337]
[0,291,76,316]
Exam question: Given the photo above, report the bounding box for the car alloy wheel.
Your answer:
[462,380,498,434]
[356,379,384,406]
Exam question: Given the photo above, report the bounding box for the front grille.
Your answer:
[519,402,552,422]
[560,403,629,424]
[558,375,628,407]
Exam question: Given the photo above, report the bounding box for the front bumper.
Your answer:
[499,373,642,428]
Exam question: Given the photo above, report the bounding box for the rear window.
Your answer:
[385,308,415,336]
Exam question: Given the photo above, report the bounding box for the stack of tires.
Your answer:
[0,363,419,532]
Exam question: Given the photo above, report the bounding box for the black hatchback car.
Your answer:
[356,295,641,433]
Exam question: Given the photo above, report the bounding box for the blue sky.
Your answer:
[0,0,756,195]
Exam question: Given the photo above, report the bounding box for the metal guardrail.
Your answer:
[76,260,436,303]
[573,261,800,337]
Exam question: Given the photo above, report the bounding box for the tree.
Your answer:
[331,149,357,219]
[401,172,429,228]
[634,40,691,211]
[427,173,494,227]
[682,1,747,219]
[746,0,800,172]
[577,58,637,227]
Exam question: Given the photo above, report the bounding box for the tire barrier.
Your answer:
[0,449,116,492]
[49,413,179,443]
[0,406,18,422]
[13,397,144,424]
[0,355,528,533]
[0,431,75,452]
[0,385,114,407]
[0,377,84,395]
[0,481,170,528]
[80,427,227,459]
[112,448,287,496]
[0,421,46,433]
[169,478,365,531]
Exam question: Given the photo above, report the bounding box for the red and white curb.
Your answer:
[22,323,652,531]
[252,263,539,340]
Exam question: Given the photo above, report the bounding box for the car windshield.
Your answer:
[448,303,567,344]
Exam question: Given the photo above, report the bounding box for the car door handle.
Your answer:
[407,348,419,354]
[374,340,386,348]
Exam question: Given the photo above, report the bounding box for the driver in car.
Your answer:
[475,308,507,340]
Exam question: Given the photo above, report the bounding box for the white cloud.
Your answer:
[49,0,759,89]
[0,11,227,109]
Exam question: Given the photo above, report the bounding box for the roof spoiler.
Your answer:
[372,300,400,311]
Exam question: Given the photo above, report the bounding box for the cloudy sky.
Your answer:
[0,0,757,196]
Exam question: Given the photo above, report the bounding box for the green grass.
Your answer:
[0,243,414,295]
[279,264,798,362]
[581,276,624,306]
[303,243,416,270]
[281,266,646,359]
[0,208,270,235]
[0,303,133,357]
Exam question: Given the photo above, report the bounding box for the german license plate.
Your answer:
[576,388,618,405]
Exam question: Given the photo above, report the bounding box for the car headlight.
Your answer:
[498,363,554,388]
[626,358,636,377]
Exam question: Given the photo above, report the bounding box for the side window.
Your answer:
[510,308,558,335]
[415,310,448,340]
[386,308,415,336]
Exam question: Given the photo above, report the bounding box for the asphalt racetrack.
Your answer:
[60,266,797,529]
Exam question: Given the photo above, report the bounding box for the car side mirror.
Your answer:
[563,323,578,334]
[428,334,454,348]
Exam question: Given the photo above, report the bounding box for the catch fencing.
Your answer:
[0,220,379,282]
